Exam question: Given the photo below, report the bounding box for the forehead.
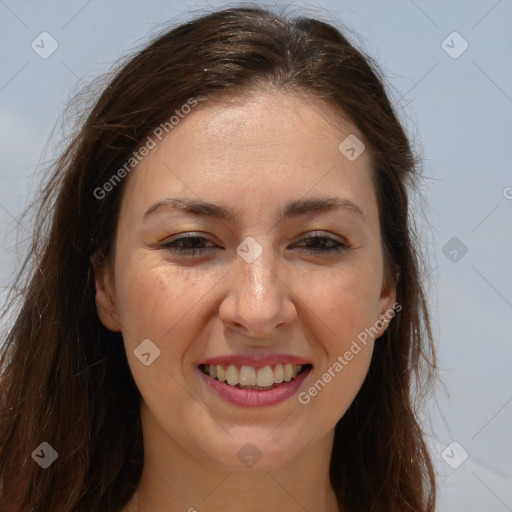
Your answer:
[175,90,363,158]
[120,90,377,224]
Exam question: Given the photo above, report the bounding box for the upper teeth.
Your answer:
[205,363,303,388]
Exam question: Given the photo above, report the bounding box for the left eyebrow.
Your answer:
[143,196,366,223]
[283,196,365,220]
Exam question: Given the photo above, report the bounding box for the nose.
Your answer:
[218,241,297,339]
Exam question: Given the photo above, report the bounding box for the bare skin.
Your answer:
[94,89,396,512]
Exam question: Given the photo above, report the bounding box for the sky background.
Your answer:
[0,1,511,510]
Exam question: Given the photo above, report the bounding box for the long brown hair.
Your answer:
[0,6,436,511]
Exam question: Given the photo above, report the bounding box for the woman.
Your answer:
[0,6,437,512]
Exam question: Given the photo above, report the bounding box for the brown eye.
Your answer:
[292,232,349,255]
[161,234,215,256]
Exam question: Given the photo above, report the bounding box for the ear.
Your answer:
[376,269,399,337]
[90,254,122,332]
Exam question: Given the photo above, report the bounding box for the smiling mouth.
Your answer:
[199,363,312,390]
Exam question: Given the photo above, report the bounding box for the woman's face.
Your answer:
[96,90,396,470]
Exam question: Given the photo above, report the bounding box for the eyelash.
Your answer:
[160,232,349,257]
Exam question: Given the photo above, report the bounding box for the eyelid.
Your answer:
[291,232,349,254]
[159,230,350,257]
[161,231,216,244]
[292,230,347,244]
[161,230,347,245]
[158,233,215,257]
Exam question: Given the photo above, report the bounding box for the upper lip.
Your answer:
[198,354,312,369]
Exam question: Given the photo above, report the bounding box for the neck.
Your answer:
[134,470,340,512]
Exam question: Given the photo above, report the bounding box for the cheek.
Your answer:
[113,260,227,383]
[115,262,201,341]
[114,265,204,400]
[304,267,380,345]
[299,275,376,423]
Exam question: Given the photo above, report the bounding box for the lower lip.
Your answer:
[198,366,312,407]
